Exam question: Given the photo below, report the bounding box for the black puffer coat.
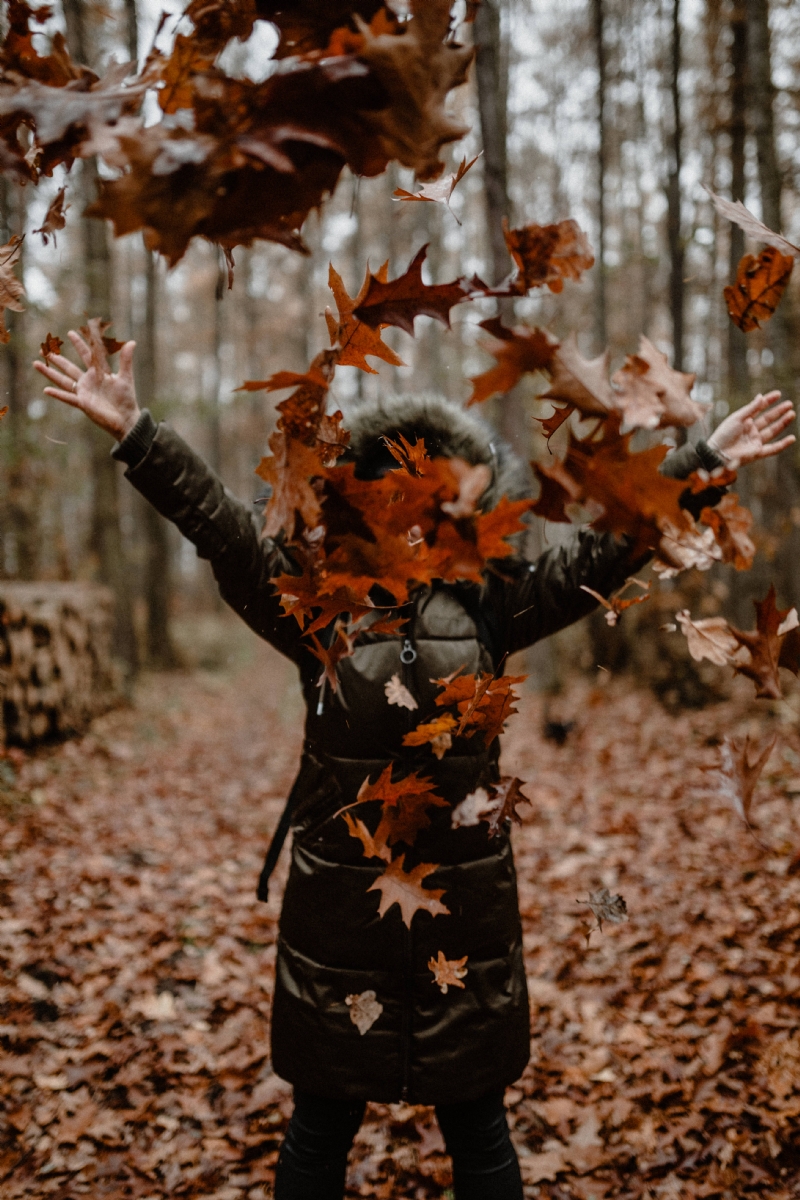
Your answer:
[115,395,722,1104]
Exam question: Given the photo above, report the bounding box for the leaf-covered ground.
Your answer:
[2,636,800,1199]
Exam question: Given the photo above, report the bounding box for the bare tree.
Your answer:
[62,0,137,673]
[666,0,684,371]
[592,0,608,350]
[727,1,748,404]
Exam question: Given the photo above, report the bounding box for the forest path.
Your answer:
[1,639,800,1199]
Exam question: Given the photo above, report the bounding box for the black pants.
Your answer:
[274,1088,524,1200]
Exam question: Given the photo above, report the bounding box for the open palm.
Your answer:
[708,390,795,467]
[33,329,141,441]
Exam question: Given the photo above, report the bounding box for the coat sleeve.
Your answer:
[115,415,304,661]
[485,438,728,658]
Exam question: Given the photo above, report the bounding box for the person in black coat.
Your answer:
[35,334,794,1199]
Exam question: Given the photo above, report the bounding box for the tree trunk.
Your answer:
[592,0,608,350]
[62,0,138,675]
[473,0,526,453]
[666,0,684,372]
[209,250,226,475]
[0,179,38,578]
[727,4,748,405]
[136,248,180,669]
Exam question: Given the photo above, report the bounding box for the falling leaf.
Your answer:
[706,189,800,259]
[428,950,468,994]
[499,218,595,295]
[440,461,492,518]
[675,610,741,667]
[484,776,531,837]
[393,152,480,219]
[580,578,650,627]
[384,432,429,476]
[33,185,68,245]
[467,319,557,406]
[713,735,777,826]
[326,261,404,374]
[40,332,63,358]
[402,712,457,758]
[729,586,799,700]
[356,764,439,808]
[629,337,702,428]
[385,674,418,711]
[346,990,383,1035]
[724,247,794,332]
[537,402,575,443]
[367,854,449,928]
[540,333,616,417]
[699,495,755,571]
[0,405,7,420]
[307,620,356,690]
[342,812,391,862]
[0,235,25,343]
[352,244,473,336]
[582,888,628,933]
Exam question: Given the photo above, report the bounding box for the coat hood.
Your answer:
[340,392,533,512]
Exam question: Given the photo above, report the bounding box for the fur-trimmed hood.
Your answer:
[340,392,533,512]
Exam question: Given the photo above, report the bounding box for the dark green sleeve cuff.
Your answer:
[112,409,158,469]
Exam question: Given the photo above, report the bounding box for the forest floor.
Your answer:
[2,629,800,1200]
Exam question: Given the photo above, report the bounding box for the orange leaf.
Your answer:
[307,620,356,691]
[383,433,430,476]
[325,262,404,373]
[33,185,68,246]
[342,812,391,862]
[428,951,468,993]
[724,247,794,332]
[467,319,557,406]
[699,494,755,571]
[500,218,594,295]
[367,854,449,928]
[402,712,458,759]
[40,332,63,358]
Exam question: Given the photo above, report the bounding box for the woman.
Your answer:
[35,334,794,1199]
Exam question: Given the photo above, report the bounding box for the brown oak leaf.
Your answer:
[729,586,800,700]
[713,735,777,826]
[0,235,25,344]
[699,494,755,571]
[326,261,404,374]
[393,152,480,220]
[467,319,557,406]
[367,854,449,928]
[485,776,531,837]
[352,244,473,335]
[33,185,68,245]
[40,332,63,358]
[428,951,468,994]
[499,218,595,295]
[724,247,794,333]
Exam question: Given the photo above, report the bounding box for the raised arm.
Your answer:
[34,331,304,661]
[487,391,795,659]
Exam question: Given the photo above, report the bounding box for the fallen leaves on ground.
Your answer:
[4,646,800,1196]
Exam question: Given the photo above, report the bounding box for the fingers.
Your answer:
[737,392,770,418]
[759,411,796,443]
[753,399,794,430]
[41,384,85,410]
[68,329,94,371]
[46,351,82,380]
[118,340,136,378]
[33,359,80,392]
[757,434,796,459]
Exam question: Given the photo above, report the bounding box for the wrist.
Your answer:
[117,406,142,442]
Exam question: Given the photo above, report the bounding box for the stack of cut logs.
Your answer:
[0,583,123,746]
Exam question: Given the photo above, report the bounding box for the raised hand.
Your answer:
[708,390,796,468]
[33,329,140,441]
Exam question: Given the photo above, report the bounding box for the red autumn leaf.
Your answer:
[356,764,440,808]
[257,439,324,542]
[33,185,68,245]
[538,402,575,443]
[40,331,63,358]
[724,247,794,333]
[497,218,594,295]
[367,854,449,928]
[699,494,755,571]
[383,433,430,476]
[427,670,527,747]
[729,586,799,700]
[352,244,473,336]
[485,776,531,837]
[307,619,356,690]
[467,319,557,406]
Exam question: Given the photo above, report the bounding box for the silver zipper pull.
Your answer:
[316,675,327,716]
[400,638,417,665]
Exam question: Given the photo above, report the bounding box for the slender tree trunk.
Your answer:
[123,0,177,668]
[727,4,748,404]
[0,180,37,578]
[592,0,608,350]
[666,0,684,372]
[63,0,138,674]
[209,251,225,475]
[136,249,180,668]
[473,0,526,451]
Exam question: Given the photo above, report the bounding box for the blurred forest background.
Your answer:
[1,0,799,686]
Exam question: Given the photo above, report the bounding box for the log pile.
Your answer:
[0,583,123,746]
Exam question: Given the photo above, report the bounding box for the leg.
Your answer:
[274,1090,366,1200]
[435,1089,523,1200]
